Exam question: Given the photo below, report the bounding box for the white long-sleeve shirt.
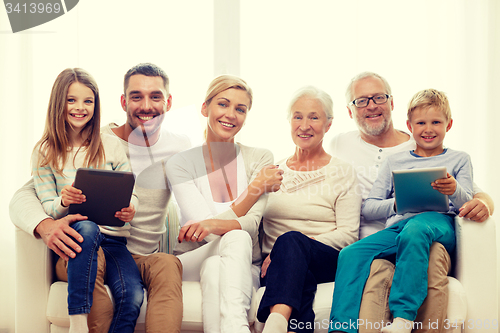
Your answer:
[362,148,473,228]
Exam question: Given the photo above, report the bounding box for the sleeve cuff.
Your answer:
[53,196,69,219]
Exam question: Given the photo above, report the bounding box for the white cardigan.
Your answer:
[166,143,273,264]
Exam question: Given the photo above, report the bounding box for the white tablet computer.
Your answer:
[392,167,449,215]
[68,168,135,227]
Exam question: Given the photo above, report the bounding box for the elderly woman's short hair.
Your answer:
[287,86,333,121]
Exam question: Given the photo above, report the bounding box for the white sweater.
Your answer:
[261,156,361,256]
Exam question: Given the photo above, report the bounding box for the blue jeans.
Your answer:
[258,231,340,333]
[67,220,144,333]
[329,212,455,333]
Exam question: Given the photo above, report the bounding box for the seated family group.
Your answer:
[10,63,494,333]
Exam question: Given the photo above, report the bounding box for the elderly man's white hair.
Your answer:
[345,72,392,105]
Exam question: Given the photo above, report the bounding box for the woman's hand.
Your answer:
[431,173,456,195]
[178,219,242,243]
[178,219,216,243]
[251,165,284,195]
[261,254,271,278]
[115,203,135,223]
[61,185,86,207]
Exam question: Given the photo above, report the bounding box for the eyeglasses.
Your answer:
[350,94,391,108]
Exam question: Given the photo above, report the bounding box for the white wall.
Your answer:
[1,0,498,331]
[0,2,214,331]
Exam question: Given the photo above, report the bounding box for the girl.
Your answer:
[166,75,283,333]
[31,68,143,333]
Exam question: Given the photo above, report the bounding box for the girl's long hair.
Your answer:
[34,68,105,174]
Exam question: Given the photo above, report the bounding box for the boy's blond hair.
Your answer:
[407,89,451,122]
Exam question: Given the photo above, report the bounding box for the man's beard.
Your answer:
[128,113,162,133]
[355,116,390,137]
[127,113,164,144]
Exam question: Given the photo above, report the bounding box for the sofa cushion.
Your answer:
[46,282,73,327]
[46,275,466,333]
[249,283,335,333]
[250,277,466,333]
[46,281,202,332]
[179,281,203,331]
[446,277,467,324]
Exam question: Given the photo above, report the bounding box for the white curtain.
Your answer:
[1,1,498,331]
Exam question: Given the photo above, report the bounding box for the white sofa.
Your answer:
[15,216,497,333]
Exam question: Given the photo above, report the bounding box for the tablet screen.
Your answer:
[393,167,449,215]
[68,168,135,226]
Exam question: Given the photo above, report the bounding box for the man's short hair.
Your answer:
[345,72,392,105]
[123,63,169,94]
[407,88,451,121]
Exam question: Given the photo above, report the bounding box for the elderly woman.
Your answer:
[257,86,361,333]
[166,75,283,333]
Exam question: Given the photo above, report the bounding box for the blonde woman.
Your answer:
[166,75,283,333]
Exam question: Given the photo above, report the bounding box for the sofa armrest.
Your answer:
[15,227,52,333]
[454,216,498,332]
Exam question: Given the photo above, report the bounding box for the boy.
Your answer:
[328,89,473,333]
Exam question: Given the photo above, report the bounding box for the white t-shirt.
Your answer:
[102,123,192,256]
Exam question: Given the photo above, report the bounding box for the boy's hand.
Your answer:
[431,173,456,195]
[115,203,135,222]
[61,185,86,207]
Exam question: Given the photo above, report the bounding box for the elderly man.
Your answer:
[10,63,191,333]
[327,72,493,333]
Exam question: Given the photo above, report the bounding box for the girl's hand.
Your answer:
[431,173,456,195]
[251,165,284,195]
[61,185,85,207]
[178,219,216,243]
[115,203,135,223]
